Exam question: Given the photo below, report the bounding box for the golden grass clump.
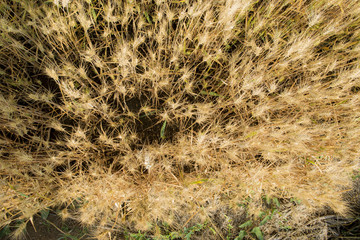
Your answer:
[1,0,360,238]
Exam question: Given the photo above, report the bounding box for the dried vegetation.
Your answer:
[1,0,360,239]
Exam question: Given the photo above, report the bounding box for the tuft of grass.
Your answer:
[1,0,360,239]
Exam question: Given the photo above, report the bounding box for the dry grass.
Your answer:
[1,0,360,239]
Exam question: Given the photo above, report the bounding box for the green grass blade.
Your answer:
[234,230,246,240]
[239,220,252,229]
[160,121,167,139]
[251,227,264,240]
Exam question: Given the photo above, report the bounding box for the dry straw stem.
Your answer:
[1,0,360,238]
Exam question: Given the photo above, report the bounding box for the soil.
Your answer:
[2,212,92,240]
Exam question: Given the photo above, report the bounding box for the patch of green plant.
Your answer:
[125,231,151,240]
[57,224,89,240]
[290,197,301,205]
[0,225,11,239]
[0,219,27,239]
[160,120,167,139]
[182,223,207,240]
[234,196,283,240]
[40,208,50,220]
[124,222,209,240]
[352,169,360,180]
[237,220,265,240]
